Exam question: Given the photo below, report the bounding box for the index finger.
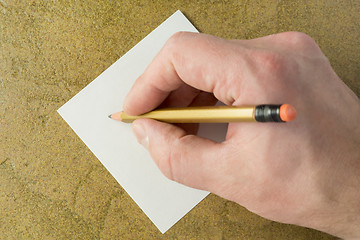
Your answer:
[122,32,244,116]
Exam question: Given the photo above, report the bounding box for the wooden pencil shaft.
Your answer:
[120,106,256,123]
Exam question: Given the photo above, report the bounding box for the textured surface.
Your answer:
[1,0,359,239]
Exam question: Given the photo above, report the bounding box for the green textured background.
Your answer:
[1,0,359,239]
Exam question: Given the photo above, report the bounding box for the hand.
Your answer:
[123,32,360,239]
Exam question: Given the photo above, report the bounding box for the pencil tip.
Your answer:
[108,112,123,121]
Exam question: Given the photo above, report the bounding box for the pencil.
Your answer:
[108,104,296,123]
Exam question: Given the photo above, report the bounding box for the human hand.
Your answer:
[123,32,360,239]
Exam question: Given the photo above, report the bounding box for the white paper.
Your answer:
[58,10,227,233]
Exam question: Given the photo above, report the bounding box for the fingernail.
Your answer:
[132,122,149,149]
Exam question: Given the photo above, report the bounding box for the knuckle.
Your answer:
[250,50,287,76]
[170,31,187,41]
[166,135,193,183]
[162,155,175,181]
[165,31,187,50]
[162,31,191,68]
[290,31,315,42]
[279,31,319,49]
[157,146,177,181]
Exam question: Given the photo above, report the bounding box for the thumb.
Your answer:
[132,118,222,190]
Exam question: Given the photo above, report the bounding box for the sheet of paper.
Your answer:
[58,10,227,233]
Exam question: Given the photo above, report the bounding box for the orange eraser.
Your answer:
[280,104,296,122]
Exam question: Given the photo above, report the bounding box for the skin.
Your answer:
[123,31,360,239]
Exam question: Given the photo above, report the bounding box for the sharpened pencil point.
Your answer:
[108,112,123,121]
[108,114,112,119]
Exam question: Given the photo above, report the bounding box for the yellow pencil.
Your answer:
[109,104,296,123]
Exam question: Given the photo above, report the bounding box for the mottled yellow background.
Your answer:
[1,0,359,239]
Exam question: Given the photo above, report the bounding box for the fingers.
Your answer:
[158,84,201,108]
[123,31,326,116]
[123,32,246,116]
[132,118,223,190]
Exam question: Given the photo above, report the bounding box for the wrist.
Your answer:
[315,149,360,239]
[301,130,360,239]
